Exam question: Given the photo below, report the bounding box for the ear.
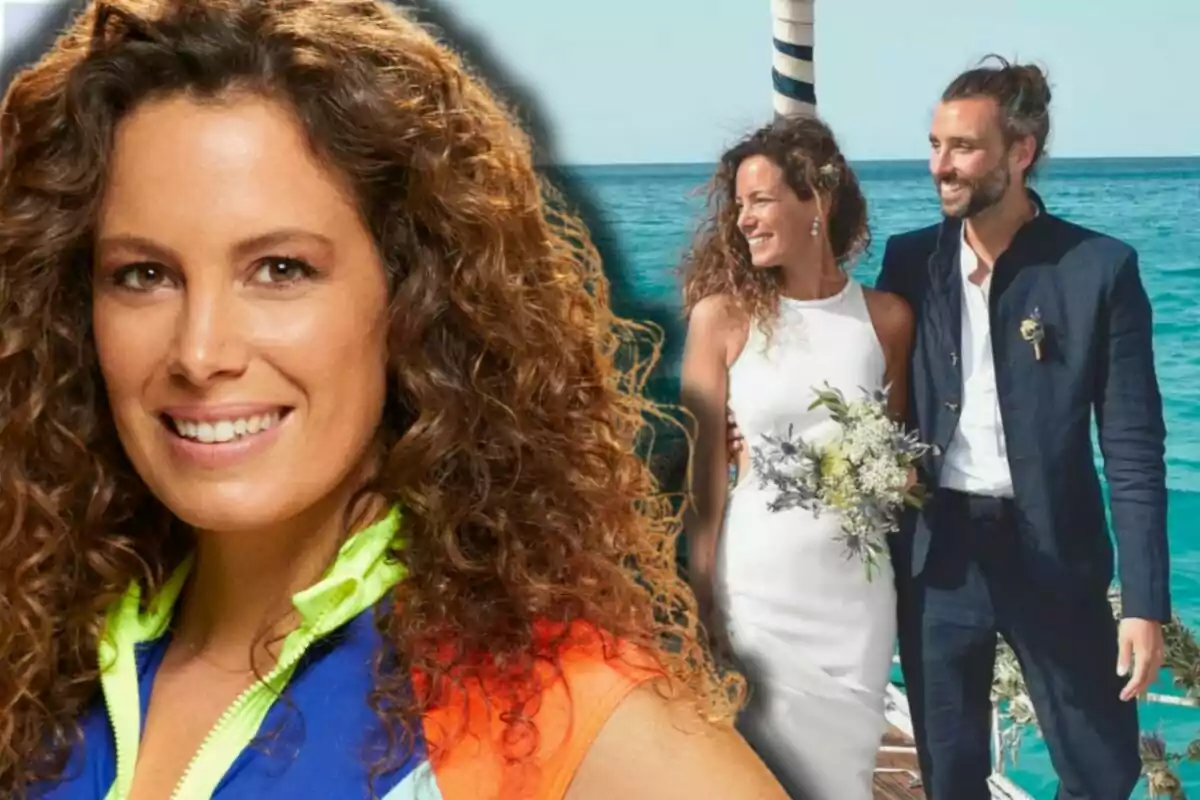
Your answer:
[813,189,831,215]
[806,192,830,233]
[1009,134,1037,176]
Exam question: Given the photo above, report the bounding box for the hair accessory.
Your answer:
[816,161,840,190]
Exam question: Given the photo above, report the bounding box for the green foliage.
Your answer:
[991,589,1200,798]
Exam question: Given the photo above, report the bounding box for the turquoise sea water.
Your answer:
[562,157,1200,797]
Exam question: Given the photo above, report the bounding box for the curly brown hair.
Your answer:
[680,114,870,332]
[0,0,739,792]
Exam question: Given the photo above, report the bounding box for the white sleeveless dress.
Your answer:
[716,279,896,800]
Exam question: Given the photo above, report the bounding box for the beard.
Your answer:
[935,161,1011,219]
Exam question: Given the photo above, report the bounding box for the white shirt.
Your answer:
[939,218,1026,497]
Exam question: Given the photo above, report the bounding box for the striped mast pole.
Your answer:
[771,0,816,118]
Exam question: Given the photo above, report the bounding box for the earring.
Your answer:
[811,216,820,237]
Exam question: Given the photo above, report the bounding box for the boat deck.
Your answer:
[873,724,925,799]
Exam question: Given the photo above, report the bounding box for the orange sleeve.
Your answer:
[421,621,663,800]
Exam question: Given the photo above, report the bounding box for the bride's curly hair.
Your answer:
[680,115,870,337]
[0,0,740,791]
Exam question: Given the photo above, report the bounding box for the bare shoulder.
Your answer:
[688,293,746,335]
[686,293,750,366]
[862,286,914,347]
[566,683,788,800]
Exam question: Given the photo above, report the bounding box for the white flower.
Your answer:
[753,384,930,580]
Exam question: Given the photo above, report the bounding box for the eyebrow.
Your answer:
[930,133,981,146]
[95,228,336,261]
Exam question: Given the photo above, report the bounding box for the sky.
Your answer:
[0,0,1194,165]
[430,0,1197,165]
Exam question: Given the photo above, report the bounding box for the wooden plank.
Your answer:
[873,724,925,799]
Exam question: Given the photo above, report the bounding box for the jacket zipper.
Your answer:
[99,645,138,800]
[101,508,404,799]
[167,613,332,799]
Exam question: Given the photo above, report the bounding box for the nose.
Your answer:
[737,205,757,235]
[930,146,953,179]
[168,284,249,387]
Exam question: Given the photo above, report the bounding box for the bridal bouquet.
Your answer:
[750,383,930,580]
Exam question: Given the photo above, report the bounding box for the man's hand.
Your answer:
[726,407,743,465]
[1117,617,1165,701]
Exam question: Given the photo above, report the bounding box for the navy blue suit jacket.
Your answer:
[876,191,1170,621]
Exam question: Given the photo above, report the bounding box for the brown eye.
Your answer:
[251,257,315,286]
[111,264,171,291]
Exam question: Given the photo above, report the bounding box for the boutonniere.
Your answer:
[1020,307,1045,361]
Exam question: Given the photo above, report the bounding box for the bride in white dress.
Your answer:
[679,116,914,799]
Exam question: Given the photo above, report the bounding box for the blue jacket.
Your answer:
[876,191,1170,621]
[31,509,436,799]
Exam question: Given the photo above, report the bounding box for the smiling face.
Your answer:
[92,93,391,534]
[929,96,1033,218]
[734,154,821,270]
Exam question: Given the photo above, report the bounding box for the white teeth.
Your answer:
[171,411,283,443]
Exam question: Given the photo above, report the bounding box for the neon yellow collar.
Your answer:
[98,506,406,800]
[101,506,405,649]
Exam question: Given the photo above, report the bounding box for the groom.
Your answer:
[874,57,1169,798]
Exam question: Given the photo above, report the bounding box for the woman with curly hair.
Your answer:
[678,115,914,799]
[0,2,788,798]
